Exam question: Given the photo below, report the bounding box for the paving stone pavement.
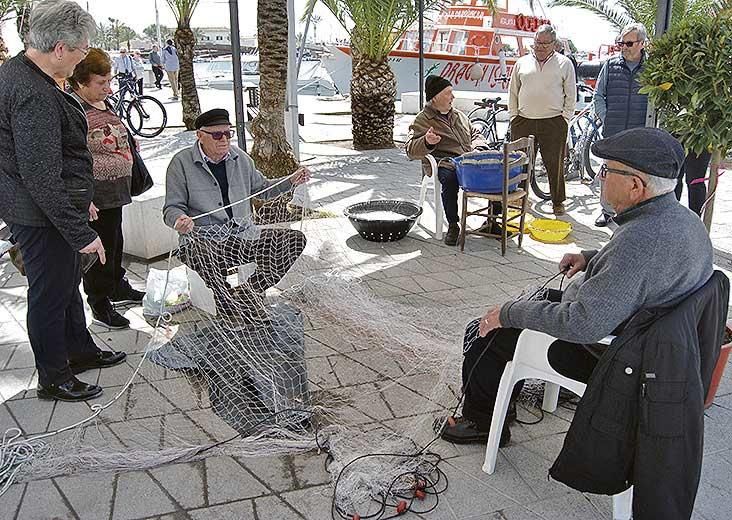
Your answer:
[1,144,731,520]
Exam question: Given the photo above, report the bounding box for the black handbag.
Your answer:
[126,130,154,196]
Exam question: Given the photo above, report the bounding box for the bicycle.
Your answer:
[530,85,603,200]
[109,73,168,138]
[468,96,508,147]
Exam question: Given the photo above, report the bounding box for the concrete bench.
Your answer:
[122,184,178,259]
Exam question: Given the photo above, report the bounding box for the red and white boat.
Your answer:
[322,0,561,97]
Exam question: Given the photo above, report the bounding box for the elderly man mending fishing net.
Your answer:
[163,108,310,325]
[436,127,729,518]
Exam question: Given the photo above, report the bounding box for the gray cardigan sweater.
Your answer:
[500,193,714,344]
[163,143,293,235]
[0,53,97,251]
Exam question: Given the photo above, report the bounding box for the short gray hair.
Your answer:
[536,24,557,41]
[620,23,648,42]
[27,0,96,53]
[641,173,677,196]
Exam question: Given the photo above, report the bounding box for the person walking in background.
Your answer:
[131,50,145,95]
[149,44,164,89]
[69,48,146,330]
[0,0,126,403]
[161,39,179,100]
[112,47,134,77]
[591,23,648,227]
[509,24,576,216]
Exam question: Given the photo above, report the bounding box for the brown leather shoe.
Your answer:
[552,203,566,216]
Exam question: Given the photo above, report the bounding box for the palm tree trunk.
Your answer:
[15,5,31,48]
[351,54,396,150]
[0,33,8,64]
[175,27,200,130]
[251,0,298,179]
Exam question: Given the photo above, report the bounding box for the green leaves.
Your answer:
[639,15,732,155]
[165,0,201,27]
[548,0,724,36]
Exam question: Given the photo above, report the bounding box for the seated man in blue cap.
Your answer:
[163,108,310,324]
[406,75,491,246]
[438,127,714,445]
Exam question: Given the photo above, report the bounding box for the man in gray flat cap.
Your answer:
[438,127,714,445]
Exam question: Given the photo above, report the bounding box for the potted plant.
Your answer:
[638,14,732,231]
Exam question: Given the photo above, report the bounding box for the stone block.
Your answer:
[122,191,178,259]
[16,479,75,520]
[204,456,269,505]
[112,471,178,520]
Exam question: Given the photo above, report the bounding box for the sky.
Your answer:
[3,0,621,53]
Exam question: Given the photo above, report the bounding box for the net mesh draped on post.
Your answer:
[0,173,562,517]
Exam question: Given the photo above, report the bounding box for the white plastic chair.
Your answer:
[482,329,633,519]
[416,154,444,240]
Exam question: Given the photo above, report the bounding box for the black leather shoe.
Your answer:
[92,304,130,330]
[70,350,127,375]
[437,416,511,446]
[37,377,103,402]
[594,212,612,227]
[444,223,460,246]
[111,286,146,305]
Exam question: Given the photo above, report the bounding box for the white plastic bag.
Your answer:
[143,265,191,317]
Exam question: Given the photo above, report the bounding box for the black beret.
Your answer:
[194,108,231,130]
[425,75,452,102]
[591,127,685,179]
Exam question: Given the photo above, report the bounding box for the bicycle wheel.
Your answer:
[126,95,167,138]
[530,151,552,201]
[582,125,602,179]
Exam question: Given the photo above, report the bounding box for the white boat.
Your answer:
[197,54,338,95]
[321,0,572,97]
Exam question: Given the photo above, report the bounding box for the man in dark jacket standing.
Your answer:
[438,128,713,452]
[0,1,126,402]
[592,23,648,227]
[149,44,164,90]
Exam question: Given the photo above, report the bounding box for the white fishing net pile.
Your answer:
[1,178,561,518]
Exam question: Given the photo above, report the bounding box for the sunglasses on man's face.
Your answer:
[616,40,639,48]
[201,129,235,140]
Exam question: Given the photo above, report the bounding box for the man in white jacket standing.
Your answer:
[508,25,576,215]
[161,39,180,100]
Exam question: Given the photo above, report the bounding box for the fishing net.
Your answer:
[0,167,564,517]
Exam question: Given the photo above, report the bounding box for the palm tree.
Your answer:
[0,0,31,61]
[547,0,728,33]
[250,0,299,178]
[304,0,465,149]
[310,14,322,43]
[166,0,201,130]
[118,24,138,50]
